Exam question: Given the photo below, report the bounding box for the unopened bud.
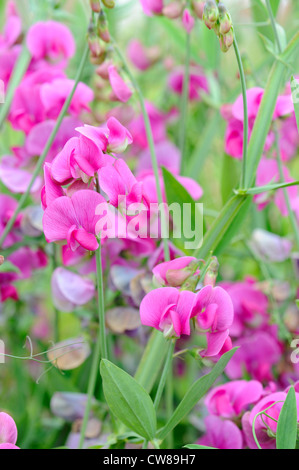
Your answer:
[96,61,111,79]
[203,0,219,30]
[165,268,192,287]
[90,0,101,12]
[102,0,115,8]
[98,12,111,43]
[219,29,234,52]
[203,256,219,287]
[218,2,232,35]
[0,255,4,266]
[162,2,183,19]
[192,1,205,19]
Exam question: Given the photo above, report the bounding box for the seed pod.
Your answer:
[203,0,219,30]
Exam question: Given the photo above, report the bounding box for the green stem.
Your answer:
[0,43,90,250]
[165,368,174,449]
[111,39,170,262]
[0,46,31,130]
[78,242,107,449]
[179,31,191,174]
[233,36,248,189]
[274,129,299,250]
[153,340,175,411]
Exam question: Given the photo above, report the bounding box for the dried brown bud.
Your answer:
[0,255,4,266]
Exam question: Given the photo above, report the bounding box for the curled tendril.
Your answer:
[252,401,284,449]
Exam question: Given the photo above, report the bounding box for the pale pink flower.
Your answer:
[0,412,19,449]
[51,267,95,311]
[108,65,133,103]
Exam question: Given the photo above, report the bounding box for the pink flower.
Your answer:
[168,66,209,101]
[105,117,133,153]
[127,40,155,71]
[26,21,75,64]
[108,65,133,103]
[51,267,95,312]
[40,79,94,118]
[152,256,197,287]
[43,190,109,252]
[140,0,164,16]
[0,164,42,194]
[198,415,243,449]
[190,285,234,357]
[0,412,19,449]
[225,331,281,382]
[242,391,299,449]
[0,194,22,248]
[221,279,269,337]
[140,287,195,337]
[205,380,263,419]
[182,9,195,34]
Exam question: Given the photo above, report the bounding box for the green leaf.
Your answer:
[276,386,298,449]
[134,330,168,393]
[238,181,299,195]
[296,300,299,309]
[0,260,20,274]
[100,359,156,441]
[291,76,299,134]
[184,444,217,449]
[156,348,238,441]
[162,167,204,253]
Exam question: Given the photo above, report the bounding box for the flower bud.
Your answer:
[203,256,219,287]
[219,29,234,52]
[192,1,205,19]
[218,2,232,35]
[97,12,111,43]
[162,2,183,19]
[203,0,219,30]
[90,0,101,12]
[102,0,115,8]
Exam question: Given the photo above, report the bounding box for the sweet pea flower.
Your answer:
[108,65,133,103]
[98,159,147,211]
[225,331,281,382]
[140,287,195,338]
[250,229,292,263]
[51,267,95,312]
[40,79,94,118]
[182,9,195,34]
[0,412,19,449]
[168,66,209,101]
[127,40,158,71]
[0,194,22,248]
[140,0,164,16]
[190,285,234,357]
[26,21,75,64]
[0,164,42,194]
[242,391,299,449]
[43,190,109,252]
[197,415,243,449]
[221,279,269,337]
[205,380,264,419]
[152,256,197,287]
[0,13,21,50]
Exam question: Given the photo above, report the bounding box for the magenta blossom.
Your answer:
[51,267,95,312]
[168,66,209,101]
[242,391,299,449]
[152,256,197,287]
[182,9,195,34]
[0,412,19,449]
[140,287,195,338]
[43,190,109,252]
[205,380,263,419]
[198,415,243,449]
[0,194,22,248]
[26,20,75,64]
[127,40,157,71]
[108,65,133,103]
[140,0,164,16]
